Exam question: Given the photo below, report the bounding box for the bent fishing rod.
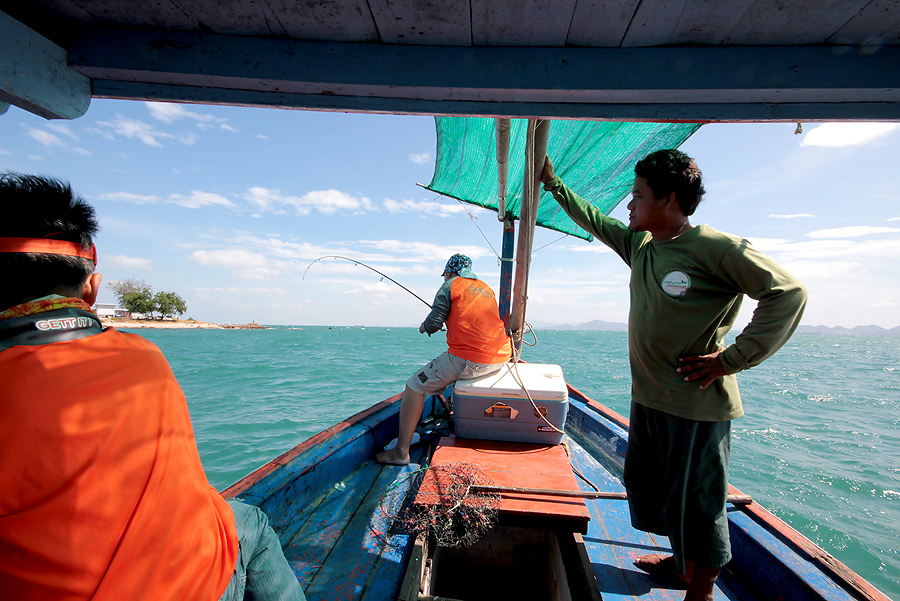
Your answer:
[302,255,433,309]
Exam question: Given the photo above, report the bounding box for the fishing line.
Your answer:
[452,198,501,260]
[533,233,571,254]
[302,255,432,308]
[414,185,503,262]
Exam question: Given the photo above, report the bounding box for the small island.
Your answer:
[100,278,267,330]
[100,317,267,330]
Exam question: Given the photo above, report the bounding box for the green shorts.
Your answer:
[623,401,732,573]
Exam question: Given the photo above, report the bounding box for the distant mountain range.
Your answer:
[533,320,900,337]
[795,324,900,337]
[532,319,627,332]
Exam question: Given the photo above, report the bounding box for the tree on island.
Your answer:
[108,278,188,320]
[122,290,155,317]
[154,291,188,320]
[108,278,151,305]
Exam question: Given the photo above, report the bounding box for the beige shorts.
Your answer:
[407,351,506,395]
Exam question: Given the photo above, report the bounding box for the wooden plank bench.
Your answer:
[423,435,591,534]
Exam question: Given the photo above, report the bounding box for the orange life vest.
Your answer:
[445,277,511,364]
[0,318,237,601]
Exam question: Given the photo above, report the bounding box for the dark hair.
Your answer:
[634,149,705,216]
[0,173,99,309]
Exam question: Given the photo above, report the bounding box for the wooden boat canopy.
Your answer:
[2,1,900,122]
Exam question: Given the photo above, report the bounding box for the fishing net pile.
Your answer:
[373,463,501,549]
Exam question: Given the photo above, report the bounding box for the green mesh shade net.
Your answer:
[425,118,702,241]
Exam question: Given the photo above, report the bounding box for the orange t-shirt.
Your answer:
[445,277,512,364]
[0,326,237,601]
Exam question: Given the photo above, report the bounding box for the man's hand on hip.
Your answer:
[677,350,727,390]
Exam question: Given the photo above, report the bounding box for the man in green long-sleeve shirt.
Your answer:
[542,150,807,601]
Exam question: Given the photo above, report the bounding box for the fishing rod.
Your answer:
[302,255,433,309]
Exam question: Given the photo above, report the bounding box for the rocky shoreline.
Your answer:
[101,318,267,330]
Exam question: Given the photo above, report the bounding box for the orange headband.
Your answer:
[0,237,97,264]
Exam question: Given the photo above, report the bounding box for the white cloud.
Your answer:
[146,102,213,124]
[230,235,336,261]
[383,197,465,217]
[179,132,199,146]
[169,191,236,209]
[98,190,236,210]
[245,187,373,215]
[98,192,161,204]
[190,248,293,280]
[888,217,900,223]
[28,129,63,147]
[744,237,790,252]
[866,300,897,309]
[409,152,433,165]
[770,213,814,219]
[104,254,153,270]
[45,122,78,139]
[301,189,373,214]
[191,286,286,296]
[357,239,491,263]
[801,123,900,147]
[97,114,172,147]
[244,187,282,212]
[191,248,259,267]
[754,236,900,261]
[806,226,900,239]
[146,102,236,133]
[568,244,614,254]
[27,125,91,155]
[344,280,394,302]
[780,259,862,279]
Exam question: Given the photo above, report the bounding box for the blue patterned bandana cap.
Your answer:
[443,253,477,279]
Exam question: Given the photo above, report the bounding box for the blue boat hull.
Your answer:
[222,385,889,601]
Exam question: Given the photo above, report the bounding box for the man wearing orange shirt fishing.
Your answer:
[376,254,512,466]
[541,150,807,601]
[0,173,304,601]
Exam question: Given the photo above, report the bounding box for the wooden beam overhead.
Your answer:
[69,28,900,121]
[0,11,91,120]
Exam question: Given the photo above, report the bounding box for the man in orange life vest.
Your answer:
[376,254,511,466]
[0,173,304,601]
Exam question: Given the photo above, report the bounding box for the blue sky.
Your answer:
[2,99,899,329]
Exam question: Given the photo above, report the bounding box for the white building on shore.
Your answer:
[93,303,129,318]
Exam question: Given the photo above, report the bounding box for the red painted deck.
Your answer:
[423,435,590,533]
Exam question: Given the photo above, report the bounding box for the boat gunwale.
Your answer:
[220,392,402,499]
[565,382,892,601]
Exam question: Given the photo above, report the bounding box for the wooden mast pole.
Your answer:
[495,118,515,327]
[509,118,549,354]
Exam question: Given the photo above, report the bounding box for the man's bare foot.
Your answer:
[684,566,720,601]
[375,448,410,466]
[633,554,693,585]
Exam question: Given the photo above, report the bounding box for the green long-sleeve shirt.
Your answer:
[545,176,807,421]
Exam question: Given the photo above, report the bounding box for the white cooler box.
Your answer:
[452,363,568,445]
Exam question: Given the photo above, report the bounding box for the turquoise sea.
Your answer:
[128,326,900,599]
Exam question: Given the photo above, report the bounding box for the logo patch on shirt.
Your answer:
[661,271,691,297]
[35,316,94,331]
